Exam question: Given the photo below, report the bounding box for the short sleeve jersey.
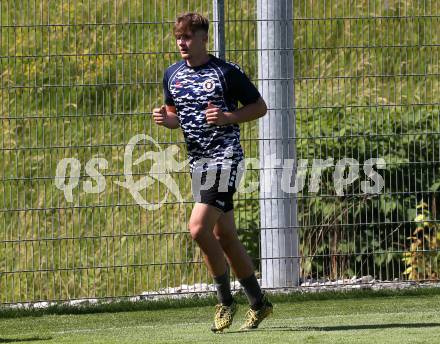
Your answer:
[163,54,260,171]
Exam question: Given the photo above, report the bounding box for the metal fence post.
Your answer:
[213,0,225,60]
[257,0,299,288]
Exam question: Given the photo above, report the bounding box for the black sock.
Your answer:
[213,271,233,306]
[239,273,264,310]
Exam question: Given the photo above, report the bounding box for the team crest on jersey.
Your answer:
[202,79,216,92]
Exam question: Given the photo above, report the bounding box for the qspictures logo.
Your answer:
[54,134,386,210]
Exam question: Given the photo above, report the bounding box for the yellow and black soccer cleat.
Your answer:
[210,300,238,333]
[239,293,273,331]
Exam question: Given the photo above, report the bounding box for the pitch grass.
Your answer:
[1,288,440,344]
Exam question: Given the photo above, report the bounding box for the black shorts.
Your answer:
[190,164,241,213]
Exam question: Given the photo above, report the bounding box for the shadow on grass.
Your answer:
[224,323,440,334]
[0,337,52,343]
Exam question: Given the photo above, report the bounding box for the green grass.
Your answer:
[1,289,440,343]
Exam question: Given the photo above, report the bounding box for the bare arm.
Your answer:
[205,97,267,126]
[225,97,267,124]
[152,105,180,129]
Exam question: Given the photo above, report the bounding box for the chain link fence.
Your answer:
[1,0,439,304]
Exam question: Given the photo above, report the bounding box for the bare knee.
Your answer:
[188,220,207,242]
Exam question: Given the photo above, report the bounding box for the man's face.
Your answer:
[176,30,208,60]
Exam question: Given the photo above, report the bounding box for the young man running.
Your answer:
[152,12,272,332]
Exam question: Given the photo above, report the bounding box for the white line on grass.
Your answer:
[55,321,211,335]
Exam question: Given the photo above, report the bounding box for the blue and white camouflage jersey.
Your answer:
[163,54,261,172]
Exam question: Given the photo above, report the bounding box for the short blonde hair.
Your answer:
[173,12,209,37]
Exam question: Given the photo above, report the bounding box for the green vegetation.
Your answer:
[1,0,439,303]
